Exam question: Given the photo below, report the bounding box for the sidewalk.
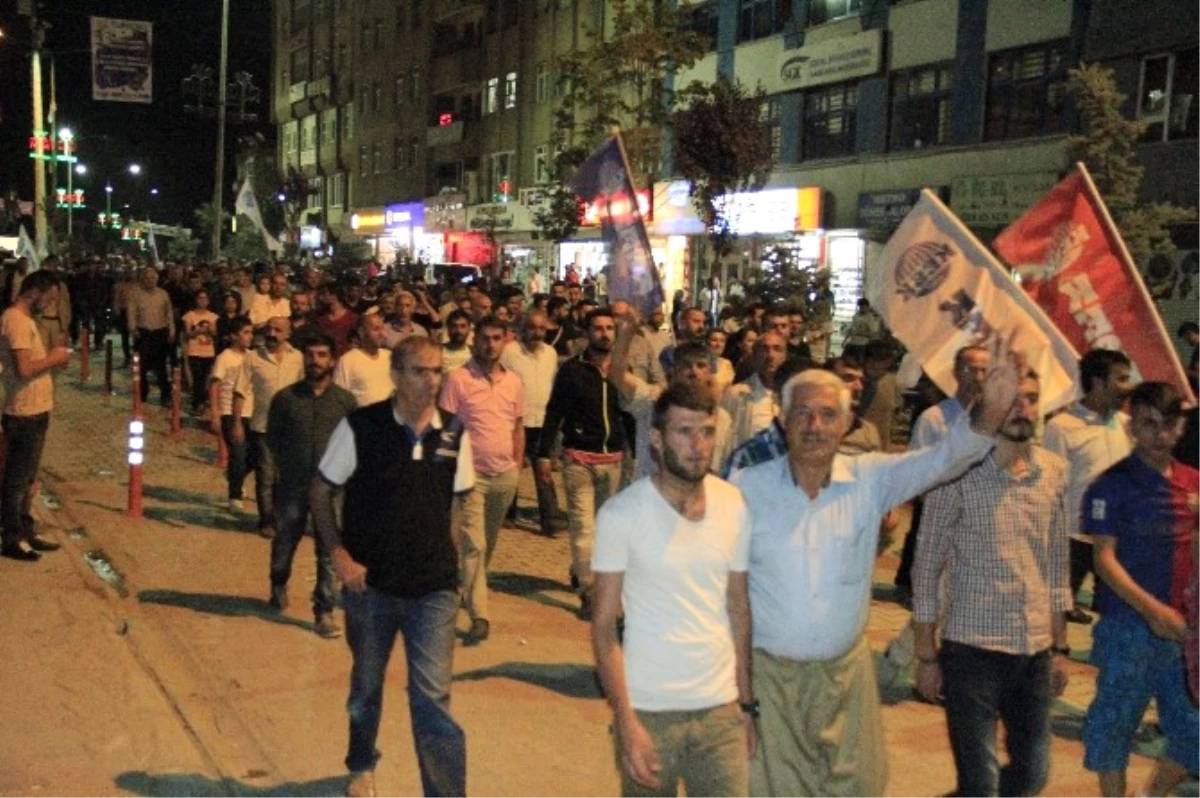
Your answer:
[0,346,1173,796]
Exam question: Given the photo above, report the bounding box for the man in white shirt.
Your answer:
[211,317,255,515]
[731,361,1018,796]
[249,273,292,332]
[721,330,787,450]
[593,382,754,796]
[1042,348,1134,624]
[333,312,393,406]
[500,310,561,537]
[246,316,304,538]
[441,309,473,373]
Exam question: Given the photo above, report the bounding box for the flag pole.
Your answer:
[1074,162,1195,404]
[609,129,665,306]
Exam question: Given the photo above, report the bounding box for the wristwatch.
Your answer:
[738,699,760,719]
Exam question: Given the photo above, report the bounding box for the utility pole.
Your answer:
[210,0,230,259]
[25,7,48,243]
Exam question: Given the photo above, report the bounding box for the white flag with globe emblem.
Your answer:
[865,189,1081,414]
[235,174,284,254]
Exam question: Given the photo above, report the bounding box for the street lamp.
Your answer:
[128,163,142,176]
[59,128,76,235]
[105,184,113,217]
[75,163,87,176]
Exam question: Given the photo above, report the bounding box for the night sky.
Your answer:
[0,0,271,228]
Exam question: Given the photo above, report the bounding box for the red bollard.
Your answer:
[79,334,90,382]
[127,416,144,517]
[210,381,228,468]
[104,340,114,395]
[170,367,182,437]
[131,353,143,418]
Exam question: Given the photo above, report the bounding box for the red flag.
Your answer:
[993,164,1194,403]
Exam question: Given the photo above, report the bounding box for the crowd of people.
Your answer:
[0,251,1197,798]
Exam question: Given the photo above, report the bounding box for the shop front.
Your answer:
[422,193,495,268]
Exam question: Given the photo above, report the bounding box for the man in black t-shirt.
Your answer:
[311,336,475,798]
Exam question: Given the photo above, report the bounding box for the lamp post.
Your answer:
[105,183,113,217]
[60,128,75,235]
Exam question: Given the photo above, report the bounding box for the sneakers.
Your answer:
[1065,607,1094,625]
[345,770,376,798]
[315,614,342,639]
[268,585,288,612]
[463,618,489,646]
[256,524,276,540]
[28,535,60,552]
[1,541,41,561]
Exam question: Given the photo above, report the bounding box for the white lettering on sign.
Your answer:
[1057,273,1142,378]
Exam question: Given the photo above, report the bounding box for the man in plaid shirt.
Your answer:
[912,370,1072,796]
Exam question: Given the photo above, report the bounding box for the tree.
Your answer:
[1066,64,1195,265]
[744,245,832,321]
[193,202,231,258]
[224,216,272,261]
[672,77,776,261]
[167,235,200,260]
[534,0,708,243]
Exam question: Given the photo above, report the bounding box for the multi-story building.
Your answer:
[1081,0,1197,359]
[271,0,1196,341]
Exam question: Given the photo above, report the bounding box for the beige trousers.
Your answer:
[459,467,519,622]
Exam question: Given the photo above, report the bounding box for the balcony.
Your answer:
[288,82,307,104]
[427,121,465,147]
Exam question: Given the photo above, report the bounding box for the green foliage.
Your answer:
[192,202,231,256]
[672,78,776,258]
[224,216,271,261]
[744,245,832,319]
[534,0,707,244]
[167,235,200,260]
[330,240,373,276]
[1066,63,1196,264]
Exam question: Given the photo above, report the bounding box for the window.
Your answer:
[534,144,551,184]
[394,136,405,169]
[809,0,860,25]
[489,152,515,201]
[485,77,499,114]
[410,67,422,101]
[761,97,782,162]
[373,81,382,113]
[984,41,1068,141]
[1137,48,1199,142]
[890,64,954,151]
[336,43,348,74]
[300,115,317,153]
[738,0,792,44]
[283,121,298,154]
[409,137,420,172]
[395,76,404,106]
[342,103,355,142]
[504,72,518,109]
[308,176,322,210]
[685,1,720,51]
[321,108,337,146]
[535,65,550,104]
[359,23,369,49]
[373,144,384,174]
[373,18,382,48]
[330,172,345,208]
[359,145,369,177]
[358,85,369,118]
[289,48,310,82]
[803,81,858,159]
[412,0,422,29]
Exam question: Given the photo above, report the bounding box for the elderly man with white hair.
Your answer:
[730,361,1020,796]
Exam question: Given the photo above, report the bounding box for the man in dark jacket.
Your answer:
[536,307,626,620]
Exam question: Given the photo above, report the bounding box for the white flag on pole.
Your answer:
[17,225,41,270]
[864,190,1081,414]
[235,174,284,254]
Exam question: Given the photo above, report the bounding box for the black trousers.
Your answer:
[135,327,172,404]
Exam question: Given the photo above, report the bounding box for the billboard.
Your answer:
[91,17,153,104]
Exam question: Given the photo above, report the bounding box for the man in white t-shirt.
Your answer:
[246,316,304,537]
[211,316,255,514]
[592,382,754,796]
[333,312,393,406]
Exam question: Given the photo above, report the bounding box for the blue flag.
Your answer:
[572,137,664,316]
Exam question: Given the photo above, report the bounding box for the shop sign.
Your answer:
[653,181,822,236]
[468,203,517,231]
[857,186,949,229]
[950,173,1059,227]
[349,207,386,235]
[424,193,467,232]
[768,29,883,94]
[384,201,424,230]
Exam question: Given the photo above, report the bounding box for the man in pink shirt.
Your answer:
[440,315,526,645]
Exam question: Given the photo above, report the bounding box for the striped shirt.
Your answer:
[913,446,1072,656]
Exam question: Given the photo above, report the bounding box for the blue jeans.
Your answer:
[1,412,50,546]
[269,489,336,617]
[220,415,249,500]
[940,640,1052,797]
[344,586,465,796]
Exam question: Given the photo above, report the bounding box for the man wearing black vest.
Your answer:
[311,336,475,798]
